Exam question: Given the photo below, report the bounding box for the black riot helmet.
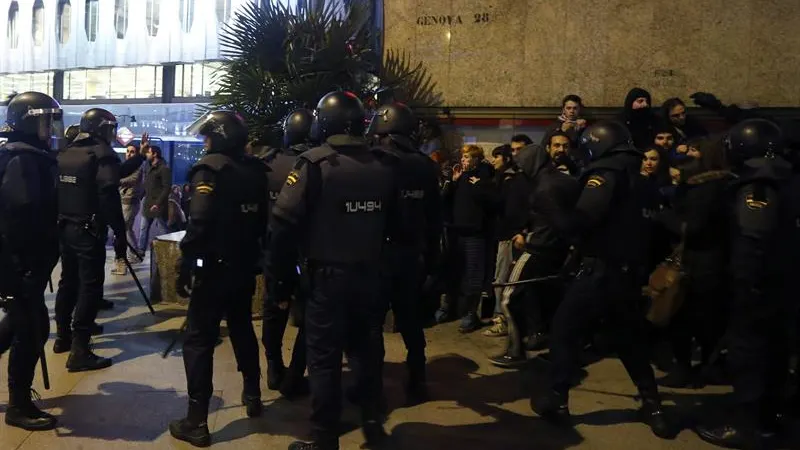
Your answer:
[64,124,80,145]
[366,102,416,138]
[579,120,635,160]
[2,91,65,150]
[283,108,313,148]
[79,108,118,145]
[725,118,783,164]
[312,91,366,142]
[186,110,249,155]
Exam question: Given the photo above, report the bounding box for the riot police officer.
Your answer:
[54,108,125,372]
[0,91,62,430]
[695,119,795,449]
[367,102,441,403]
[64,124,80,145]
[260,108,313,398]
[530,121,671,439]
[269,91,397,450]
[169,110,269,448]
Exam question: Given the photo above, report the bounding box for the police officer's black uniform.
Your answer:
[261,108,313,398]
[54,108,126,372]
[696,119,796,449]
[0,91,62,431]
[367,102,441,402]
[531,121,671,439]
[169,110,269,448]
[269,91,396,450]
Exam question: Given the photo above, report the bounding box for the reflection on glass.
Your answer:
[30,72,53,95]
[86,69,110,99]
[110,67,137,99]
[136,66,161,99]
[179,0,195,33]
[0,72,55,98]
[146,0,160,36]
[174,62,225,98]
[65,70,86,100]
[115,0,129,39]
[85,0,99,42]
[32,0,45,47]
[57,0,71,45]
[7,2,19,49]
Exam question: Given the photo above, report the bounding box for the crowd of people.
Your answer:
[0,86,798,450]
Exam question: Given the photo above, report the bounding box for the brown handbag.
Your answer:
[643,223,687,327]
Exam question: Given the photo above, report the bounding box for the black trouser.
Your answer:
[669,276,728,367]
[384,246,426,379]
[727,282,790,420]
[500,251,563,358]
[458,236,486,319]
[305,262,386,445]
[55,221,106,340]
[549,259,657,397]
[0,270,50,397]
[262,273,307,379]
[183,265,260,406]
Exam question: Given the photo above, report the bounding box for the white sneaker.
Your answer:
[110,259,127,276]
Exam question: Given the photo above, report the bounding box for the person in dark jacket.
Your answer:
[440,145,497,333]
[489,136,580,367]
[654,137,735,388]
[483,145,531,337]
[138,145,172,254]
[541,95,591,171]
[620,87,656,151]
[659,98,708,151]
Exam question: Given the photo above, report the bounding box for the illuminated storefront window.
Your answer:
[0,72,54,99]
[7,2,19,50]
[146,0,160,37]
[174,62,224,98]
[65,66,163,100]
[32,0,45,47]
[85,0,99,42]
[57,0,71,45]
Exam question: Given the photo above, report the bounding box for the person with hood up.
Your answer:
[620,87,656,150]
[489,131,580,367]
[659,98,708,151]
[439,145,497,333]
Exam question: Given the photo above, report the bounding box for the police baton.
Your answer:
[491,275,561,288]
[121,248,155,315]
[162,317,188,359]
[48,277,53,293]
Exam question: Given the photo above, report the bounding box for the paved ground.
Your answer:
[0,253,797,449]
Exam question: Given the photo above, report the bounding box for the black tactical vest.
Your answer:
[56,140,115,220]
[302,143,395,264]
[381,139,435,251]
[262,146,305,212]
[189,152,269,266]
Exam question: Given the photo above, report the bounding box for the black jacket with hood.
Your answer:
[492,165,531,241]
[619,87,656,151]
[444,161,496,236]
[514,144,580,255]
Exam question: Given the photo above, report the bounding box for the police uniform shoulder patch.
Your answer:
[744,193,768,210]
[286,170,300,186]
[585,175,606,189]
[195,182,214,195]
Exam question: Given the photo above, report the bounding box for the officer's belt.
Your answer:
[58,215,96,227]
[580,256,642,274]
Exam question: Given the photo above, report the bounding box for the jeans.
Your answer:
[138,215,166,253]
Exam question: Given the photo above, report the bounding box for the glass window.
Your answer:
[65,69,87,100]
[0,72,54,99]
[7,2,19,50]
[174,62,224,98]
[32,0,45,47]
[109,67,137,99]
[66,66,163,100]
[135,66,163,99]
[85,0,99,42]
[216,0,231,23]
[57,1,71,45]
[115,0,128,39]
[86,69,110,99]
[179,0,195,33]
[146,0,160,36]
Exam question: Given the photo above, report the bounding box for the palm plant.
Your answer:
[210,0,442,147]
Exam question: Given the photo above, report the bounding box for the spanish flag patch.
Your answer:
[286,170,300,186]
[585,175,605,189]
[195,182,214,194]
[745,193,768,210]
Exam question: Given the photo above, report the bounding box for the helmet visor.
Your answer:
[27,108,65,151]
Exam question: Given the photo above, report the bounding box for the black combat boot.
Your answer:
[53,327,72,354]
[530,389,571,425]
[169,399,211,447]
[696,405,762,450]
[657,362,693,388]
[66,334,112,372]
[406,362,429,405]
[362,419,389,448]
[638,392,673,439]
[97,298,114,310]
[241,375,262,418]
[267,360,285,391]
[5,390,57,431]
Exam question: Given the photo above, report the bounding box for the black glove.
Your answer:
[175,257,193,298]
[690,92,723,110]
[113,234,127,260]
